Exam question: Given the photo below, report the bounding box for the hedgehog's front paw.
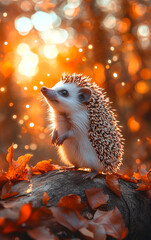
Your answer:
[56,135,67,146]
[52,129,58,144]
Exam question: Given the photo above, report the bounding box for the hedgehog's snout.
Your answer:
[41,86,58,102]
[41,86,48,93]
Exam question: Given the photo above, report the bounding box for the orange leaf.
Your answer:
[28,227,56,240]
[117,173,137,183]
[136,184,151,191]
[0,218,5,226]
[6,145,14,167]
[42,192,50,206]
[93,207,128,239]
[1,181,18,200]
[2,222,18,234]
[57,194,86,212]
[17,203,32,225]
[79,227,94,239]
[0,172,7,188]
[85,188,109,209]
[6,153,32,181]
[106,174,121,197]
[50,207,88,232]
[31,160,56,175]
[1,192,19,200]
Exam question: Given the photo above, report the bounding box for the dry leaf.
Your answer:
[50,207,88,232]
[28,227,57,240]
[93,207,128,239]
[106,174,121,197]
[31,160,56,175]
[1,181,18,200]
[57,194,86,212]
[17,203,32,225]
[42,192,50,206]
[85,188,109,209]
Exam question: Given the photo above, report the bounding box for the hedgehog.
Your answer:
[41,73,124,176]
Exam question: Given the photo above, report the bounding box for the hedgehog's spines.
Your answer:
[62,73,124,172]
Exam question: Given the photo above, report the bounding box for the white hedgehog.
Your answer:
[41,73,124,176]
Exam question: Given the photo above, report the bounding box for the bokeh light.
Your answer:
[15,17,33,35]
[43,45,59,59]
[18,50,39,77]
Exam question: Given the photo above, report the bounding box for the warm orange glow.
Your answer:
[29,122,34,127]
[24,87,27,90]
[12,114,17,119]
[141,164,146,170]
[30,143,37,150]
[128,55,141,75]
[113,55,118,61]
[78,48,83,52]
[113,72,118,78]
[88,44,93,50]
[26,104,30,109]
[105,65,110,69]
[94,63,106,84]
[0,87,6,92]
[33,86,38,90]
[135,81,148,94]
[43,45,59,59]
[17,45,39,77]
[117,18,131,33]
[24,145,29,150]
[128,116,140,132]
[110,46,115,51]
[39,133,45,140]
[3,12,7,17]
[140,68,151,80]
[136,158,141,164]
[82,56,86,62]
[13,144,18,149]
[19,120,24,125]
[9,102,14,107]
[24,115,29,120]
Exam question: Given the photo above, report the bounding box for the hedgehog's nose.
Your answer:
[41,86,48,93]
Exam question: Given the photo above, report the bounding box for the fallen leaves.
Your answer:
[51,207,88,232]
[91,207,128,239]
[133,168,151,192]
[31,160,57,175]
[0,145,59,200]
[42,192,50,206]
[106,174,121,197]
[1,182,18,200]
[85,187,109,209]
[2,144,150,239]
[17,203,32,225]
[6,145,32,181]
[57,194,86,212]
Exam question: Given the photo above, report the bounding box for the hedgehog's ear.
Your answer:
[79,88,91,103]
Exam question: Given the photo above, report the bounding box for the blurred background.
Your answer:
[0,0,151,174]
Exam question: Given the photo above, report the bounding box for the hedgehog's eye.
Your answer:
[58,89,69,97]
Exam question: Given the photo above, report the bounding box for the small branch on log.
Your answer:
[1,170,151,240]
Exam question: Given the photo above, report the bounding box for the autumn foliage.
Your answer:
[0,145,151,239]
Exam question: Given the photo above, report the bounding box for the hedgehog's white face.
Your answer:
[41,81,91,114]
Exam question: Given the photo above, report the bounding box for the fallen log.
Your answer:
[0,170,151,240]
